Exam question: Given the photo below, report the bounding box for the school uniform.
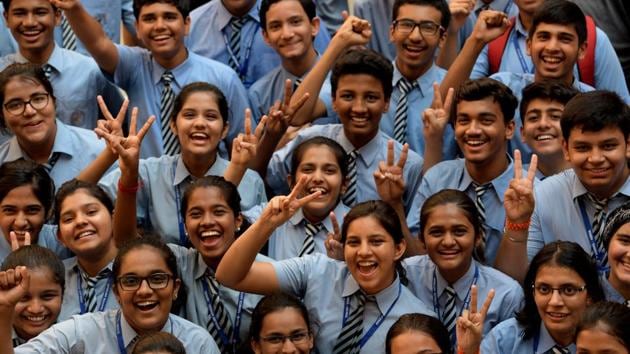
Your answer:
[14,310,220,353]
[243,202,349,260]
[0,119,105,188]
[601,276,627,304]
[380,64,457,159]
[402,256,523,341]
[99,154,266,246]
[273,253,436,353]
[0,4,17,57]
[11,329,26,347]
[528,169,630,271]
[58,258,118,321]
[456,0,519,53]
[408,158,515,264]
[352,0,396,61]
[482,318,576,354]
[267,124,425,234]
[0,225,70,262]
[314,0,347,35]
[186,0,330,88]
[111,44,251,158]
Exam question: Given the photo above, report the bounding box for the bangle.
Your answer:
[505,219,530,231]
[506,233,527,243]
[457,347,479,354]
[118,179,141,194]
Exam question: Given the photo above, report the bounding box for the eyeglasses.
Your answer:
[393,19,444,36]
[260,331,310,346]
[117,273,173,291]
[3,93,50,116]
[532,283,587,297]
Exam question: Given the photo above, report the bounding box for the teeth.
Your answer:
[153,35,170,40]
[26,316,46,322]
[358,261,376,267]
[191,133,207,138]
[466,140,484,146]
[308,187,327,194]
[352,117,368,122]
[542,56,562,64]
[137,301,157,307]
[200,230,221,238]
[535,134,553,141]
[77,231,95,238]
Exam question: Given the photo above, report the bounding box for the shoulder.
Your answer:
[190,1,217,22]
[478,263,522,292]
[425,159,464,179]
[535,169,575,196]
[401,255,433,271]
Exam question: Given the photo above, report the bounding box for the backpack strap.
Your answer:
[577,15,596,87]
[487,17,516,75]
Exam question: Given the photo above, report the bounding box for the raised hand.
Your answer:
[456,285,495,354]
[448,0,476,33]
[9,231,31,251]
[374,140,408,205]
[504,150,537,223]
[324,211,344,261]
[231,109,267,166]
[94,96,129,154]
[423,83,454,140]
[335,11,372,47]
[260,176,321,228]
[471,10,510,44]
[0,266,30,310]
[48,0,80,10]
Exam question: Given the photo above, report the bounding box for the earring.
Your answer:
[236,227,241,232]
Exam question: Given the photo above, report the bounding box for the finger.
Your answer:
[397,144,408,169]
[96,95,114,121]
[514,149,523,180]
[443,87,454,114]
[288,175,309,201]
[470,284,478,314]
[432,82,443,109]
[527,154,538,182]
[283,79,293,107]
[341,10,349,21]
[136,115,156,141]
[9,231,18,251]
[129,107,138,135]
[24,232,30,246]
[297,189,322,207]
[480,288,496,319]
[387,140,394,166]
[115,99,130,123]
[244,109,252,136]
[330,211,341,240]
[289,92,310,114]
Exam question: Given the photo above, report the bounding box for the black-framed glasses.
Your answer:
[532,283,587,297]
[260,331,310,346]
[117,273,173,291]
[393,19,444,36]
[3,93,50,116]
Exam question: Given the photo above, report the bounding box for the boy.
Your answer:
[186,0,330,88]
[409,78,518,265]
[53,0,250,158]
[520,80,578,178]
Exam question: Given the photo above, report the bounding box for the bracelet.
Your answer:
[506,233,527,243]
[457,347,479,354]
[505,219,530,231]
[117,179,141,194]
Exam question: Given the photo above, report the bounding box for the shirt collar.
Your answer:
[195,252,212,280]
[537,322,576,353]
[514,15,528,37]
[337,128,384,167]
[342,273,402,315]
[434,260,478,301]
[120,311,173,348]
[289,202,349,230]
[15,43,63,71]
[392,63,441,99]
[151,49,192,86]
[172,155,226,186]
[460,156,514,203]
[216,0,261,30]
[570,170,630,200]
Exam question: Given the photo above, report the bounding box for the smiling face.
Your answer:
[576,326,629,354]
[3,0,59,55]
[521,98,565,157]
[252,307,314,354]
[389,330,443,354]
[607,223,630,296]
[114,246,181,334]
[344,216,405,295]
[12,267,62,340]
[0,185,45,246]
[135,2,189,66]
[262,0,319,62]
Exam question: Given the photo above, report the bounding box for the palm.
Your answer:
[504,151,537,222]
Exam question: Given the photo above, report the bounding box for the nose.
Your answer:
[22,101,37,116]
[155,16,167,30]
[27,298,45,313]
[466,120,482,135]
[136,278,154,296]
[357,240,372,256]
[14,211,29,228]
[548,289,565,306]
[23,12,37,26]
[200,211,215,226]
[281,338,298,354]
[588,147,605,163]
[280,23,294,39]
[408,24,424,41]
[351,98,368,114]
[442,232,457,246]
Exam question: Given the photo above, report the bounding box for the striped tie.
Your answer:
[81,269,111,313]
[333,291,366,354]
[61,15,77,51]
[342,150,359,206]
[586,194,609,268]
[293,77,303,93]
[43,152,61,173]
[228,17,246,74]
[206,272,234,353]
[546,345,571,354]
[394,78,416,144]
[442,286,458,343]
[298,221,321,256]
[41,64,53,80]
[160,71,179,155]
[473,183,491,251]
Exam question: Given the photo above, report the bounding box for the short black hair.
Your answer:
[1,245,65,296]
[331,48,393,101]
[561,90,630,141]
[1,0,57,11]
[453,78,517,124]
[520,80,579,124]
[259,0,316,30]
[577,301,630,350]
[392,0,450,30]
[529,0,587,46]
[0,160,55,219]
[133,0,190,19]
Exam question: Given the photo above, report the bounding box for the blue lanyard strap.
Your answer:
[116,311,127,354]
[512,31,533,74]
[431,265,479,320]
[503,0,513,14]
[222,24,257,81]
[77,270,113,314]
[172,161,189,246]
[201,277,245,347]
[577,198,609,274]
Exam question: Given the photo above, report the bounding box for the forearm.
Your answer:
[422,137,444,175]
[391,201,420,257]
[76,148,118,183]
[436,31,460,69]
[113,166,140,246]
[494,228,528,283]
[223,161,248,186]
[439,35,485,98]
[0,307,14,354]
[248,131,284,177]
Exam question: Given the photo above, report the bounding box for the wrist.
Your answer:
[505,218,530,231]
[118,178,142,194]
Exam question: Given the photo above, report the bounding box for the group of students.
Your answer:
[0,0,629,353]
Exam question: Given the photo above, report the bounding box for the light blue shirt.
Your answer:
[456,0,519,53]
[168,244,267,345]
[381,64,457,158]
[482,318,576,354]
[243,202,349,260]
[409,158,514,264]
[15,310,220,353]
[472,16,630,103]
[353,0,396,61]
[0,3,17,57]
[313,0,347,35]
[112,44,251,158]
[601,276,627,304]
[187,0,331,88]
[0,224,70,262]
[54,0,136,56]
[59,258,118,321]
[402,256,523,340]
[0,119,105,189]
[267,124,425,233]
[528,169,630,261]
[273,253,436,354]
[98,154,267,246]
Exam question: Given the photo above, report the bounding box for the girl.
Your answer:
[385,314,451,354]
[482,241,605,353]
[601,202,630,305]
[249,293,314,354]
[403,189,523,346]
[131,332,186,354]
[575,301,630,354]
[216,190,435,353]
[0,63,105,188]
[0,237,220,353]
[1,245,64,346]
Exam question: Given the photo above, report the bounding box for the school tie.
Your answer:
[472,182,492,252]
[42,152,61,173]
[160,71,179,155]
[293,77,303,93]
[586,193,608,262]
[298,221,322,256]
[81,268,112,313]
[61,15,77,51]
[41,64,53,80]
[546,345,571,354]
[12,336,26,347]
[333,291,366,354]
[442,286,458,343]
[205,272,234,352]
[228,17,246,74]
[394,78,416,145]
[342,150,359,206]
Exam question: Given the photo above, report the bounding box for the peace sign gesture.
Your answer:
[374,140,408,205]
[231,109,267,167]
[94,96,128,153]
[456,285,495,354]
[9,231,31,252]
[261,176,322,228]
[423,83,454,140]
[504,150,538,224]
[324,211,344,261]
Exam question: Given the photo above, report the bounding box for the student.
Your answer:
[600,202,630,305]
[1,245,64,346]
[405,189,523,346]
[0,3,17,57]
[249,292,314,354]
[482,241,605,353]
[0,237,221,353]
[217,189,436,353]
[186,0,330,88]
[53,0,251,158]
[0,0,123,136]
[519,81,578,178]
[244,137,349,260]
[385,313,452,354]
[575,302,630,353]
[131,332,186,354]
[409,78,518,264]
[0,160,67,260]
[0,63,105,188]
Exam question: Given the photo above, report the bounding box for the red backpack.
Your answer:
[487,16,596,86]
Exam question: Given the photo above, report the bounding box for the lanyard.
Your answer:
[172,161,189,246]
[532,331,540,353]
[341,282,402,348]
[201,278,246,348]
[577,199,609,274]
[116,310,173,354]
[431,265,479,320]
[77,270,113,314]
[512,32,533,74]
[222,24,257,83]
[503,0,513,15]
